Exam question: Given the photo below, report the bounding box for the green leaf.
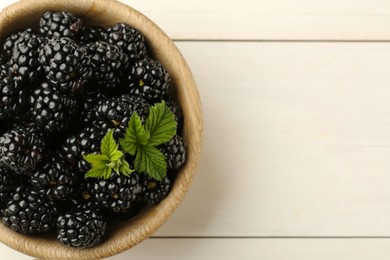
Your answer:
[119,112,150,155]
[119,157,134,177]
[110,150,124,162]
[83,154,110,169]
[101,129,119,158]
[134,145,167,181]
[83,130,135,179]
[85,166,112,179]
[145,101,177,146]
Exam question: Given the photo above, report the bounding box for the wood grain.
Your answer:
[152,41,390,237]
[121,0,390,41]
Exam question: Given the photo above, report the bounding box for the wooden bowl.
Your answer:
[0,0,203,258]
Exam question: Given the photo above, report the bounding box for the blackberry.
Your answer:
[31,154,79,201]
[0,125,45,172]
[78,26,105,45]
[1,29,35,62]
[79,89,108,125]
[165,96,184,132]
[57,209,106,248]
[87,173,144,213]
[105,23,147,59]
[160,135,186,170]
[39,37,92,94]
[86,41,129,91]
[61,123,109,173]
[39,11,83,39]
[0,70,29,120]
[0,166,14,208]
[8,30,46,82]
[2,187,58,234]
[29,82,78,133]
[88,94,149,138]
[140,174,171,205]
[67,183,102,212]
[127,58,170,103]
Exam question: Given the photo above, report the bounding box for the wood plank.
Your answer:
[4,238,390,259]
[120,0,390,40]
[2,0,390,40]
[111,238,390,260]
[151,41,390,237]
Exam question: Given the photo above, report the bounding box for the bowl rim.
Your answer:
[0,0,203,258]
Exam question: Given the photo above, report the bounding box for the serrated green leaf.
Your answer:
[85,166,112,179]
[84,130,135,179]
[119,112,150,155]
[83,154,110,169]
[134,145,167,181]
[101,129,119,158]
[145,101,177,146]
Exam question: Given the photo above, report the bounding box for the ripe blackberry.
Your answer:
[39,37,92,94]
[39,11,83,39]
[160,135,187,170]
[140,174,171,205]
[1,29,35,62]
[127,58,170,103]
[78,26,105,45]
[165,96,184,132]
[2,187,58,234]
[88,94,150,138]
[105,23,147,59]
[86,41,129,91]
[87,173,144,213]
[0,70,29,120]
[31,154,79,201]
[8,30,46,82]
[61,123,109,173]
[0,166,14,208]
[29,82,78,133]
[57,209,106,248]
[0,125,45,173]
[79,89,108,124]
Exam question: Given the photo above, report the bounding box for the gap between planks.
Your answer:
[150,236,390,239]
[173,39,390,43]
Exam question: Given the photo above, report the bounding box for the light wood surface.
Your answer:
[2,0,390,259]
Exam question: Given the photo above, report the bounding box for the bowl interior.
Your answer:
[0,0,203,258]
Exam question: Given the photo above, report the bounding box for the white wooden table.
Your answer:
[2,0,390,259]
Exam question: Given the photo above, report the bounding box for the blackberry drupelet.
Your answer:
[140,174,171,205]
[29,82,78,133]
[39,11,83,39]
[88,94,150,138]
[127,58,170,103]
[105,23,147,59]
[0,69,29,120]
[39,37,92,94]
[2,187,58,234]
[8,30,46,82]
[57,209,106,248]
[87,173,144,213]
[86,41,129,91]
[160,135,187,170]
[78,26,106,45]
[0,124,45,173]
[31,154,79,201]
